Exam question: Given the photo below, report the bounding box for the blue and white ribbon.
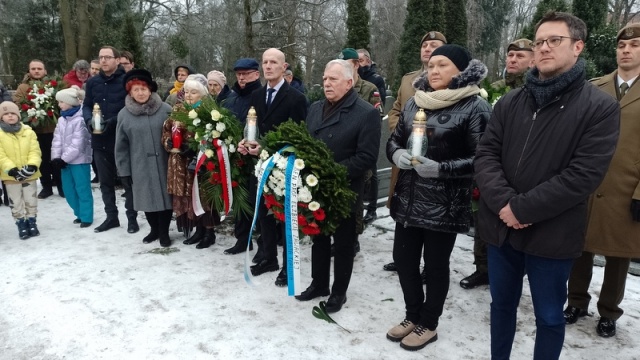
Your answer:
[284,155,301,296]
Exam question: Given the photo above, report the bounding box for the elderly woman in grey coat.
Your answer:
[116,69,173,247]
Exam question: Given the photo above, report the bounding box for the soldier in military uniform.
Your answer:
[383,31,447,273]
[491,38,535,89]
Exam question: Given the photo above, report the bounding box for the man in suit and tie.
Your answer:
[564,22,640,338]
[238,48,308,286]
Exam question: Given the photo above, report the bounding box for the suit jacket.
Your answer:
[584,71,640,257]
[249,80,308,136]
[306,90,381,212]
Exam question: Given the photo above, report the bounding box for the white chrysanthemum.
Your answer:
[192,118,201,126]
[264,185,269,193]
[228,144,236,153]
[305,174,318,187]
[211,110,221,120]
[260,150,270,160]
[298,186,312,203]
[308,201,320,211]
[273,187,284,197]
[294,159,305,170]
[216,122,226,132]
[27,108,36,116]
[205,123,213,130]
[188,110,198,119]
[204,149,214,158]
[479,88,488,99]
[276,157,287,169]
[272,168,283,179]
[211,130,221,138]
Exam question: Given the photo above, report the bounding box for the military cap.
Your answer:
[420,31,447,46]
[507,38,534,52]
[617,23,640,42]
[338,48,359,60]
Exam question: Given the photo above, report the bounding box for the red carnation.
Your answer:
[274,211,285,222]
[236,158,245,167]
[231,180,238,188]
[298,214,308,226]
[205,161,215,171]
[50,80,57,87]
[47,110,53,117]
[21,104,30,111]
[298,202,308,208]
[472,187,480,201]
[38,88,45,94]
[313,208,326,221]
[302,225,321,236]
[211,173,221,183]
[27,95,35,101]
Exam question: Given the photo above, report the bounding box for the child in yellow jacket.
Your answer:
[0,101,42,239]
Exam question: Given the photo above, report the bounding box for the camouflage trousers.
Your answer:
[5,181,38,220]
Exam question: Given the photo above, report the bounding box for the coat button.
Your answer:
[596,193,603,198]
[328,134,333,138]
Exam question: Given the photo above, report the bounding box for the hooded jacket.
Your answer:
[51,107,92,164]
[0,123,42,182]
[387,61,491,233]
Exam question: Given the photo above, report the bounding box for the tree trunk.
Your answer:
[244,0,254,55]
[59,0,78,67]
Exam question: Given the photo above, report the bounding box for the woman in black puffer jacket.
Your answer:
[385,45,491,351]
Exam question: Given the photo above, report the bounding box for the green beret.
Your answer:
[338,48,359,60]
[617,23,640,42]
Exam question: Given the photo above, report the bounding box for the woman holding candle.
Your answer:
[385,44,491,351]
[162,74,218,249]
[115,69,173,246]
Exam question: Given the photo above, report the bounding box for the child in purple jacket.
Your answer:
[52,86,93,227]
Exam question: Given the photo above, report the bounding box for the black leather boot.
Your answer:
[196,228,216,249]
[184,225,205,245]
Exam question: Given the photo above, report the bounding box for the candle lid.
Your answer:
[414,108,427,124]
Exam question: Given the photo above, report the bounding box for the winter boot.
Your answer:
[184,225,206,245]
[16,219,30,240]
[196,228,216,249]
[27,217,40,237]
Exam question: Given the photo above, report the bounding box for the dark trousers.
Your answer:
[258,196,286,265]
[36,132,60,190]
[488,242,573,360]
[567,251,630,320]
[472,211,488,273]
[393,224,456,330]
[311,213,357,295]
[364,165,379,212]
[94,148,136,220]
[235,173,260,245]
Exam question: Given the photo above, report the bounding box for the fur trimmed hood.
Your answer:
[413,59,488,91]
[125,93,163,116]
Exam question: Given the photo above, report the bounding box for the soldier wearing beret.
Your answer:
[565,22,640,338]
[491,38,535,89]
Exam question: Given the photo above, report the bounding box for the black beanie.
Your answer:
[431,44,472,71]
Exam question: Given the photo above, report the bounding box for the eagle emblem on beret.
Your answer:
[429,32,435,39]
[338,52,344,59]
[518,40,525,48]
[625,27,635,37]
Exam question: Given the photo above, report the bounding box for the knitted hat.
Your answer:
[207,70,227,86]
[122,68,158,93]
[174,65,195,79]
[507,38,534,52]
[233,58,259,71]
[338,48,359,60]
[617,23,640,42]
[56,86,84,106]
[0,101,20,119]
[184,74,209,96]
[431,44,472,71]
[420,31,447,45]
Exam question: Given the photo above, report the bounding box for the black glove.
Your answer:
[180,144,196,158]
[19,165,38,177]
[166,138,173,149]
[51,158,68,169]
[631,199,640,222]
[8,167,27,181]
[119,176,132,188]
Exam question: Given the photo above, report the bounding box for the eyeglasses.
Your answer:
[532,36,578,50]
[98,56,115,61]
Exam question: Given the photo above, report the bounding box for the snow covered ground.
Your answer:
[0,185,639,360]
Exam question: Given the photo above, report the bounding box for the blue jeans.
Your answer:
[488,242,574,360]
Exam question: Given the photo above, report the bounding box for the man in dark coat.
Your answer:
[474,12,620,360]
[294,59,380,313]
[83,46,137,234]
[236,48,308,288]
[222,58,262,122]
[357,48,386,105]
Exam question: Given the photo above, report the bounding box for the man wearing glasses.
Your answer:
[83,46,137,234]
[474,12,620,360]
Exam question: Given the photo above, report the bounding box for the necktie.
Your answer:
[266,88,276,108]
[620,82,629,97]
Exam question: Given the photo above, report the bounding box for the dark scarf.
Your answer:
[233,79,262,97]
[0,121,22,133]
[125,93,163,116]
[60,106,81,118]
[525,58,586,108]
[322,88,354,120]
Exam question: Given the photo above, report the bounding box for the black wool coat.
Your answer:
[307,90,381,212]
[249,80,308,136]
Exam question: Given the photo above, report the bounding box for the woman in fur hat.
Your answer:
[115,69,173,246]
[385,44,492,351]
